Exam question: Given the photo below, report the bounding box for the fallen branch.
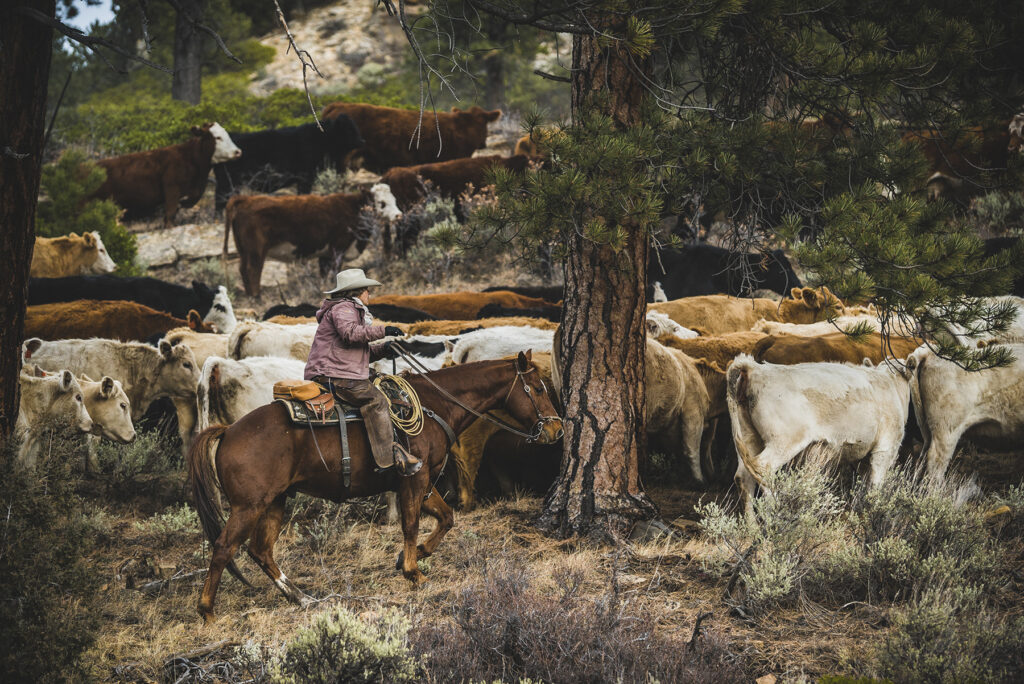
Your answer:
[138,568,208,595]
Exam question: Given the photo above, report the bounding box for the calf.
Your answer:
[92,122,241,229]
[164,327,230,367]
[374,291,553,320]
[24,300,212,342]
[650,244,802,299]
[30,232,116,278]
[80,374,136,471]
[29,276,216,320]
[727,355,912,513]
[752,332,921,365]
[321,102,501,171]
[197,356,306,429]
[907,344,1024,482]
[476,302,562,322]
[648,287,846,335]
[214,115,364,210]
[16,369,93,468]
[224,184,401,296]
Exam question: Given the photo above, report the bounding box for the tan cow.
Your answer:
[16,369,93,469]
[657,331,769,369]
[648,287,845,335]
[752,332,921,365]
[30,232,116,278]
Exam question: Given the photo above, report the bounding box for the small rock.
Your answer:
[156,563,176,580]
[629,518,677,543]
[756,675,777,684]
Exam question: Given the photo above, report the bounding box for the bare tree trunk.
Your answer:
[538,20,657,540]
[483,19,507,111]
[172,0,205,104]
[0,0,56,440]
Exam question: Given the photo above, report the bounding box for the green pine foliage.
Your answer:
[36,150,141,276]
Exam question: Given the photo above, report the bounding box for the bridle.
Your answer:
[390,341,562,443]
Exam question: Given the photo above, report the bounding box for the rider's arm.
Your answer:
[329,304,387,345]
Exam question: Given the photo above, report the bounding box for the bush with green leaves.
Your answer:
[971,190,1024,236]
[92,428,183,488]
[36,149,141,275]
[133,504,201,547]
[0,440,101,680]
[271,606,421,684]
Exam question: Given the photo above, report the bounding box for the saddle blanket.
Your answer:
[275,398,362,426]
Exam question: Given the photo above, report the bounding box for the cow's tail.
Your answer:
[751,335,777,363]
[905,349,931,455]
[187,425,250,586]
[726,355,768,485]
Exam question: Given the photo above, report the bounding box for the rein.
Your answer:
[389,341,560,442]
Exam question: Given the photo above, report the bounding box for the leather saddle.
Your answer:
[273,379,360,426]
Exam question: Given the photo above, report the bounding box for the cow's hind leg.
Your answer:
[246,495,310,606]
[197,506,262,623]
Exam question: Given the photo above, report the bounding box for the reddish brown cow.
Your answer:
[381,155,533,211]
[372,291,554,320]
[91,123,241,229]
[223,184,402,296]
[24,301,214,342]
[901,115,1024,199]
[320,102,501,171]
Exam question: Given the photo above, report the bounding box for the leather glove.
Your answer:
[384,326,404,338]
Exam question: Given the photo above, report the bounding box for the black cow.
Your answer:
[28,276,216,319]
[476,303,562,322]
[649,244,802,300]
[213,115,365,211]
[263,302,437,324]
[481,285,563,303]
[982,237,1024,296]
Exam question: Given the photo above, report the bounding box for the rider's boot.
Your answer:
[394,443,423,476]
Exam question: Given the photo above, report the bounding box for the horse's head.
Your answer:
[503,350,563,444]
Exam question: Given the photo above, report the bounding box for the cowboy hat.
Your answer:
[323,268,382,295]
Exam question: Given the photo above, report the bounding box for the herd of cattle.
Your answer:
[14,239,1024,514]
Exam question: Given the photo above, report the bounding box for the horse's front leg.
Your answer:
[395,471,431,585]
[415,486,454,559]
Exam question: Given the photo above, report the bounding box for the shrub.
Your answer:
[133,504,201,547]
[271,606,421,683]
[410,555,747,683]
[92,428,183,488]
[971,190,1024,236]
[0,440,101,680]
[36,150,141,275]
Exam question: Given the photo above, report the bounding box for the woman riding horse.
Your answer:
[188,344,563,622]
[305,268,421,475]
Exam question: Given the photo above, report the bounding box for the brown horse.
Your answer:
[187,351,562,622]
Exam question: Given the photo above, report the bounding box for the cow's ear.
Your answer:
[444,339,455,353]
[487,109,502,122]
[801,288,820,308]
[188,310,201,330]
[59,370,74,392]
[101,376,115,398]
[159,339,174,360]
[23,338,43,360]
[192,280,214,302]
[451,106,461,112]
[82,232,96,246]
[862,358,874,367]
[790,287,803,300]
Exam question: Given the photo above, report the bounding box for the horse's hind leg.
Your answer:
[198,506,262,623]
[414,487,454,560]
[247,495,310,606]
[395,475,431,586]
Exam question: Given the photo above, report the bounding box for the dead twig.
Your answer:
[273,0,325,131]
[138,568,208,595]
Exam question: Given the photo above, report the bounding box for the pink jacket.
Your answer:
[304,298,387,380]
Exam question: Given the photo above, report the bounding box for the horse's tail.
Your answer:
[187,425,251,586]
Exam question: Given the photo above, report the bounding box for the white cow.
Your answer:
[727,354,912,513]
[907,343,1024,481]
[197,356,306,429]
[201,285,238,334]
[228,320,317,361]
[16,369,93,468]
[752,314,883,336]
[931,296,1024,345]
[645,310,698,339]
[451,326,554,364]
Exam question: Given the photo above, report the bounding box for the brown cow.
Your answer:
[320,102,501,171]
[24,301,213,342]
[223,184,402,296]
[92,123,241,229]
[657,331,768,369]
[380,154,533,211]
[30,232,116,278]
[901,114,1024,199]
[373,292,554,321]
[648,287,846,335]
[752,331,921,365]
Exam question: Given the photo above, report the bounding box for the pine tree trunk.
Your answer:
[171,0,205,104]
[538,19,657,540]
[483,20,507,111]
[0,0,56,440]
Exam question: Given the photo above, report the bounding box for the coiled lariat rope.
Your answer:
[373,373,424,436]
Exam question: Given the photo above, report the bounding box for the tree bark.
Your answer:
[538,19,657,540]
[483,19,507,111]
[0,1,55,440]
[171,0,205,104]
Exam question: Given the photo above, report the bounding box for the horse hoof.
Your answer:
[406,570,428,586]
[199,610,217,625]
[395,551,405,571]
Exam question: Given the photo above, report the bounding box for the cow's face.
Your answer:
[156,340,201,399]
[457,106,503,147]
[369,183,402,222]
[84,376,136,444]
[202,285,237,334]
[207,122,242,164]
[84,231,117,274]
[54,370,94,435]
[1009,114,1024,155]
